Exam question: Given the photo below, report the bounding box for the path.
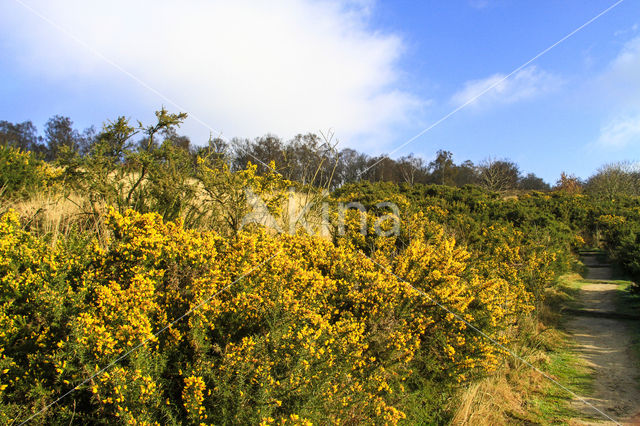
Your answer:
[566,254,640,425]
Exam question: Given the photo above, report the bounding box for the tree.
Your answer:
[454,160,479,186]
[586,161,640,200]
[44,115,80,159]
[553,172,582,194]
[194,136,230,165]
[232,134,285,174]
[0,120,45,153]
[335,148,369,186]
[283,133,338,188]
[364,155,398,183]
[428,150,456,186]
[478,158,520,191]
[519,173,550,191]
[162,127,192,153]
[397,154,428,185]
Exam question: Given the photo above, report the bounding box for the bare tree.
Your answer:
[478,158,520,191]
[397,154,427,184]
[586,161,640,200]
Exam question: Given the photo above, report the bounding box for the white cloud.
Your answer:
[597,114,640,148]
[614,23,638,38]
[0,0,423,149]
[597,36,640,107]
[450,66,562,110]
[590,36,640,150]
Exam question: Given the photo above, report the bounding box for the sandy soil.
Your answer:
[566,258,640,425]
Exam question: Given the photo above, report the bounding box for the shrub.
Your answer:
[0,146,58,199]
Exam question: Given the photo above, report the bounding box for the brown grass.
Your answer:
[450,314,566,425]
[0,186,331,245]
[1,190,108,245]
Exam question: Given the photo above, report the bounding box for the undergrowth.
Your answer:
[450,275,595,425]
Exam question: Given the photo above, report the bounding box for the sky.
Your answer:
[1,0,640,183]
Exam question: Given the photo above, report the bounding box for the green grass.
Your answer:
[529,346,595,424]
[614,281,640,316]
[544,274,585,322]
[524,274,596,424]
[544,270,640,422]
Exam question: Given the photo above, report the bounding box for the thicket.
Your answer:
[1,110,639,424]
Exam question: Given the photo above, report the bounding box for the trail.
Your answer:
[566,254,640,425]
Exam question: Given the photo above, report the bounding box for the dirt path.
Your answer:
[566,255,640,425]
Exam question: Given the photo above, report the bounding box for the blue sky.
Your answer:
[1,0,640,182]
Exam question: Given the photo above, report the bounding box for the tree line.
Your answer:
[2,112,638,196]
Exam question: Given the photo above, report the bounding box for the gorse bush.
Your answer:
[0,145,59,199]
[333,182,578,309]
[596,210,640,283]
[3,109,640,423]
[1,208,543,424]
[195,158,291,236]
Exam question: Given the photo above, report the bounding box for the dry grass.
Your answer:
[450,322,553,425]
[1,189,108,245]
[451,282,594,425]
[451,355,550,425]
[0,186,330,245]
[280,190,332,238]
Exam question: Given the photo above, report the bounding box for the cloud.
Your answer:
[597,114,640,148]
[614,23,638,38]
[450,66,562,110]
[0,0,423,149]
[597,36,640,108]
[590,36,640,149]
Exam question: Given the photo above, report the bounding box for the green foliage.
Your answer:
[1,209,518,424]
[195,157,290,236]
[60,109,198,228]
[0,145,56,199]
[334,182,579,308]
[0,211,84,423]
[596,209,640,283]
[4,108,640,423]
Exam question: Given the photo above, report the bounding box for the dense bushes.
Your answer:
[333,182,579,307]
[595,208,640,282]
[0,145,58,199]
[1,209,543,424]
[2,182,640,423]
[2,110,640,423]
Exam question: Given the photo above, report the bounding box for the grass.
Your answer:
[451,326,594,425]
[527,275,596,425]
[528,346,594,424]
[450,275,599,425]
[543,273,585,323]
[614,281,640,317]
